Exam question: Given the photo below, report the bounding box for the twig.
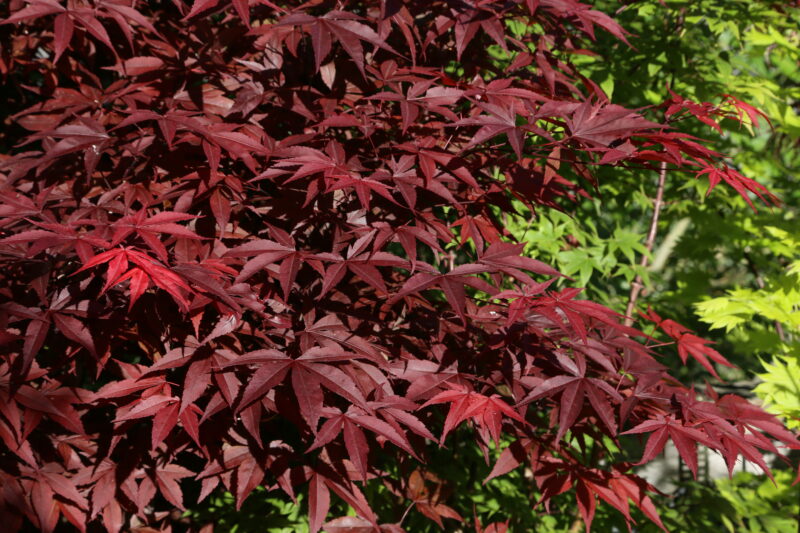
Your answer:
[743,250,787,343]
[624,160,668,326]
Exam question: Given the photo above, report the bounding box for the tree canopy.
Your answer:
[0,1,798,532]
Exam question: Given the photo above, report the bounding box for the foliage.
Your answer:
[715,469,800,533]
[696,220,800,428]
[585,2,800,531]
[505,0,800,316]
[610,470,800,533]
[695,225,800,339]
[184,463,800,533]
[188,487,310,533]
[0,1,797,533]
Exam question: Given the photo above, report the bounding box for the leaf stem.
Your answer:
[398,501,415,526]
[624,160,668,326]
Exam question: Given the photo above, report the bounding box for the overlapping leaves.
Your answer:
[0,1,795,532]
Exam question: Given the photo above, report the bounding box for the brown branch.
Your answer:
[743,250,787,343]
[624,161,668,327]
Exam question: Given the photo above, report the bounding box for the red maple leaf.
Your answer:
[422,383,524,445]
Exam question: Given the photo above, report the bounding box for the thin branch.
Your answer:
[743,250,787,343]
[624,160,668,326]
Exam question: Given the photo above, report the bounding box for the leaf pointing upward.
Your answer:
[278,11,399,74]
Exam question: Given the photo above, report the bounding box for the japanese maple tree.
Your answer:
[0,0,796,532]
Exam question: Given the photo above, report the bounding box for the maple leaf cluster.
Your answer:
[0,1,795,532]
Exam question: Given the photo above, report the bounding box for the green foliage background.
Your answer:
[184,1,800,531]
